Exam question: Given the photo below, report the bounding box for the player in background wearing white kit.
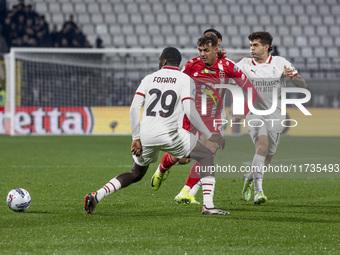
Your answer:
[238,32,307,204]
[190,32,307,204]
[84,47,227,215]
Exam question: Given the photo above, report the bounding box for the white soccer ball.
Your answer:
[6,188,31,212]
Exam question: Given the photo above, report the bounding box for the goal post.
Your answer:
[3,47,250,136]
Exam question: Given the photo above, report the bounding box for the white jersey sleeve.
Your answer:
[236,58,246,71]
[129,75,152,140]
[180,77,196,101]
[129,94,144,140]
[135,74,152,97]
[138,67,196,146]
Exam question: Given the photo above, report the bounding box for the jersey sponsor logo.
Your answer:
[250,79,280,87]
[201,68,217,74]
[250,79,280,92]
[152,77,177,84]
[272,67,277,75]
[0,107,93,135]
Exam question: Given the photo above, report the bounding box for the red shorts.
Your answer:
[182,115,224,135]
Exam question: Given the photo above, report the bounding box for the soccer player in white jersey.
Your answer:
[84,47,228,215]
[238,32,307,204]
[150,32,257,206]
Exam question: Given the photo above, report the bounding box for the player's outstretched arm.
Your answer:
[284,65,307,88]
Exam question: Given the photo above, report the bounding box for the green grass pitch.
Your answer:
[0,135,339,254]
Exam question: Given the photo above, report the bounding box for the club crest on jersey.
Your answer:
[201,69,216,74]
[273,67,277,75]
[219,70,225,79]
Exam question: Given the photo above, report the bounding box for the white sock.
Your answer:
[245,171,253,182]
[252,154,265,193]
[96,178,122,202]
[189,181,202,196]
[201,176,215,208]
[182,185,191,192]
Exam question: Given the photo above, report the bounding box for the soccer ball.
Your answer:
[6,188,31,212]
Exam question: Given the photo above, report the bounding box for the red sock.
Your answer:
[185,161,200,188]
[159,153,177,173]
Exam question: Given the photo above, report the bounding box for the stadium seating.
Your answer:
[6,0,339,67]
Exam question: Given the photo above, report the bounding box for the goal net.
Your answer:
[3,47,250,135]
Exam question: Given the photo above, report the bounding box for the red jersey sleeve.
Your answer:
[181,58,198,77]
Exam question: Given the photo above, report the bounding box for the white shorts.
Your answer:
[133,129,198,166]
[246,113,285,155]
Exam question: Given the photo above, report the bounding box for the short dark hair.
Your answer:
[160,47,182,66]
[204,28,222,41]
[248,31,273,53]
[197,33,218,47]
